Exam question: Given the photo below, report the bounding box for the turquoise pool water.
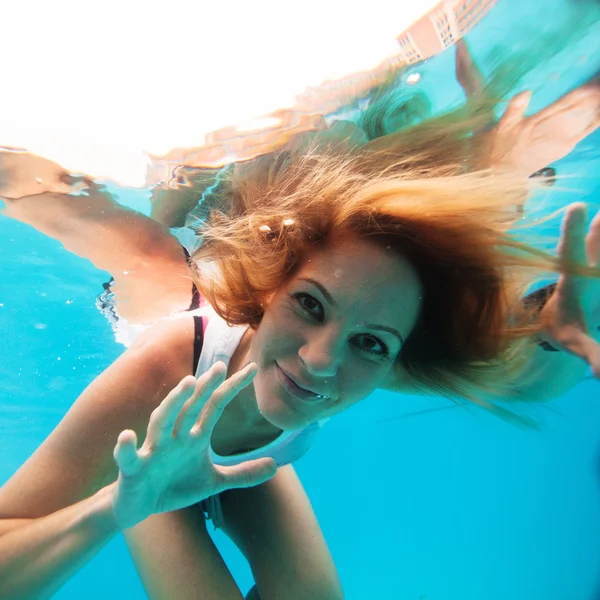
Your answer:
[1,0,600,598]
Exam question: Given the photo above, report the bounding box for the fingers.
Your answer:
[114,430,140,477]
[558,202,588,267]
[174,363,227,435]
[217,457,278,491]
[192,362,258,436]
[498,91,532,128]
[144,375,199,448]
[144,361,257,449]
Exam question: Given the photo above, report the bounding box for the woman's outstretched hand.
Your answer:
[540,203,600,377]
[111,362,277,530]
[482,84,600,177]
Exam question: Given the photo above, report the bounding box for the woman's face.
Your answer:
[250,237,422,430]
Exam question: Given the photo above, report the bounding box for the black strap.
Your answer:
[522,282,599,352]
[522,282,557,313]
[189,284,201,310]
[192,316,204,374]
[181,246,201,311]
[523,283,559,352]
[179,246,204,371]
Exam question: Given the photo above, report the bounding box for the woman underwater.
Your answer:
[1,41,600,599]
[2,126,600,599]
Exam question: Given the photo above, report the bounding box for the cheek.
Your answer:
[253,309,302,361]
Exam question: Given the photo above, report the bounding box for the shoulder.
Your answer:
[121,315,197,385]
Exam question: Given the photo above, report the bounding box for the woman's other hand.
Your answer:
[111,362,277,530]
[540,203,600,377]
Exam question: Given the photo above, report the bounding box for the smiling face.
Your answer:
[249,236,423,430]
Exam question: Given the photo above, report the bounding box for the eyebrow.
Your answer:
[299,277,405,344]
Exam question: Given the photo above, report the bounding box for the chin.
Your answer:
[254,373,313,431]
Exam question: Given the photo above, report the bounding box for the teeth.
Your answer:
[314,394,330,400]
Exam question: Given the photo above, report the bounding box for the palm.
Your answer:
[111,363,276,530]
[115,433,217,517]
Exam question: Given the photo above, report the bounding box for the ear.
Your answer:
[263,291,277,306]
[256,291,278,320]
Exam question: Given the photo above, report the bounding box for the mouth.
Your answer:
[275,364,329,403]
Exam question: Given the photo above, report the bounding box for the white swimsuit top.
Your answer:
[196,313,323,468]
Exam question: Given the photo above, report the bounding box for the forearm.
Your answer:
[0,484,119,600]
[3,187,194,324]
[3,189,184,273]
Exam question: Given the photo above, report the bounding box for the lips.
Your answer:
[275,364,329,403]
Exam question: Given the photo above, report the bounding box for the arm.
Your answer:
[118,464,344,600]
[1,151,193,324]
[221,465,344,600]
[2,186,192,324]
[0,486,119,599]
[0,318,195,598]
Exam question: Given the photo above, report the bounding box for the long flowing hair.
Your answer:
[188,7,600,414]
[189,139,597,412]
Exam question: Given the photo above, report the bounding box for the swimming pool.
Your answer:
[1,0,600,598]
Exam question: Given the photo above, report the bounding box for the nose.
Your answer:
[298,326,344,378]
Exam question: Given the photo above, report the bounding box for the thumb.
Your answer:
[218,458,278,491]
[499,91,532,128]
[113,430,141,477]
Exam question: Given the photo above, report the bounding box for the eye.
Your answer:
[352,334,389,357]
[293,292,324,321]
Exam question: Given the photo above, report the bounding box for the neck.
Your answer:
[212,327,282,456]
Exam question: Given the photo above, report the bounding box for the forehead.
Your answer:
[292,237,422,329]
